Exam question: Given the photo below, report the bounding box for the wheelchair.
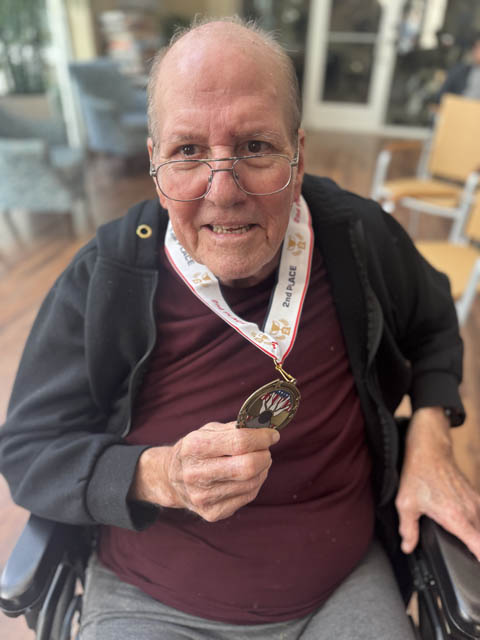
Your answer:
[1,514,479,640]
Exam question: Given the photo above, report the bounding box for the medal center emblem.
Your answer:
[237,379,300,431]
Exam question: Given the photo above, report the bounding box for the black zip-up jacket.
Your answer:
[0,175,464,539]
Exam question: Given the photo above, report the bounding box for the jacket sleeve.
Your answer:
[0,247,157,530]
[364,205,464,424]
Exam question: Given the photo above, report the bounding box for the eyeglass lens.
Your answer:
[156,156,293,200]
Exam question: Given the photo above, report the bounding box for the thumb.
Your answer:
[396,494,421,554]
[400,517,420,554]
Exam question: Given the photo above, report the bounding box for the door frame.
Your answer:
[302,0,405,133]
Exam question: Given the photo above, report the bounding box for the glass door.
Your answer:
[303,0,403,131]
[242,0,311,92]
[385,0,480,127]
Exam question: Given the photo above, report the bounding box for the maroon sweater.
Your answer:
[98,247,374,623]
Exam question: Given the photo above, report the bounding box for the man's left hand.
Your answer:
[395,406,480,560]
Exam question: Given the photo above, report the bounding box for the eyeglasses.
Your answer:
[149,153,298,202]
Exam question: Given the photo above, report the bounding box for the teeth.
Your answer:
[211,224,251,234]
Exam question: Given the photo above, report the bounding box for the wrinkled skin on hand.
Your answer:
[129,421,280,522]
[396,407,480,561]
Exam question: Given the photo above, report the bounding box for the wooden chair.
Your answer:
[416,195,480,326]
[371,94,480,242]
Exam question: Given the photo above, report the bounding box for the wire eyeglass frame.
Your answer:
[149,152,299,202]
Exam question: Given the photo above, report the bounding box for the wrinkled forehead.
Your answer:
[163,23,279,75]
[153,27,291,131]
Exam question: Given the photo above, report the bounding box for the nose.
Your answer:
[204,163,246,207]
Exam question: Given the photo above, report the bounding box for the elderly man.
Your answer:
[1,17,479,640]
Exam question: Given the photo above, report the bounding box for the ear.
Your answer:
[147,138,169,209]
[293,129,305,202]
[147,137,154,161]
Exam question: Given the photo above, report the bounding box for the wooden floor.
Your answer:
[1,131,479,639]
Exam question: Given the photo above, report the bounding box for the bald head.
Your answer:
[147,17,301,147]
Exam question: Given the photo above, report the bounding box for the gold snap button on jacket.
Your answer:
[136,224,153,239]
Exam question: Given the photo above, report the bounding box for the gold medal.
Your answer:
[237,379,300,430]
[237,363,300,431]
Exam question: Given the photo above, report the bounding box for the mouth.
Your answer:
[208,224,254,235]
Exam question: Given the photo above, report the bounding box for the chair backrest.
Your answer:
[428,94,480,182]
[69,59,142,110]
[465,195,480,243]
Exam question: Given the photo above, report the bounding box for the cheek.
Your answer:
[157,189,169,211]
[263,216,289,254]
[265,196,294,240]
[167,205,199,245]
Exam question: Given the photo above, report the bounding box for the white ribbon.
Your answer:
[164,196,313,366]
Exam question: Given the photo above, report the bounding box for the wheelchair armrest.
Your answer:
[0,515,80,617]
[413,516,480,639]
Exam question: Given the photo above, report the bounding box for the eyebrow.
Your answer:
[236,130,286,144]
[159,129,287,147]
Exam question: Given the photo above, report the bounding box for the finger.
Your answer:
[400,518,419,554]
[396,494,421,554]
[407,472,480,559]
[186,423,279,459]
[189,465,270,505]
[188,468,271,522]
[185,449,272,485]
[193,450,273,485]
[197,486,266,522]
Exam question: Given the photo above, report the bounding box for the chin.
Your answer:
[212,262,274,288]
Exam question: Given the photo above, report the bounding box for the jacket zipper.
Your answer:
[121,271,159,438]
[350,221,397,504]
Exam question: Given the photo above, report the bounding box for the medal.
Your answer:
[164,197,313,430]
[237,363,300,430]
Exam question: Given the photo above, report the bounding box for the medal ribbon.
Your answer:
[164,196,313,366]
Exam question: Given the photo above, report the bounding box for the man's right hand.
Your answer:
[128,422,280,521]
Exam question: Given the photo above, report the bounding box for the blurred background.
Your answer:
[1,2,480,638]
[2,0,480,251]
[2,0,480,249]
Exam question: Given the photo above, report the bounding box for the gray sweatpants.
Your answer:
[79,540,415,639]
